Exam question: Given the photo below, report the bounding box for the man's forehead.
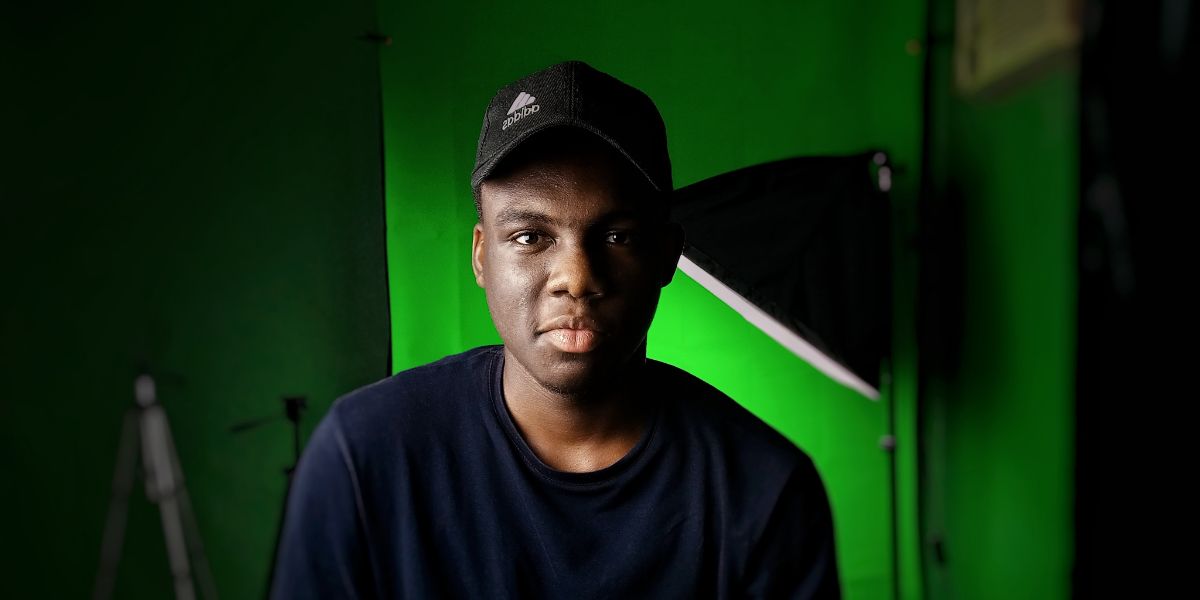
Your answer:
[489,196,648,225]
[483,189,647,226]
[481,158,651,219]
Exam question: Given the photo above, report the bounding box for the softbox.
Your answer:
[672,152,891,398]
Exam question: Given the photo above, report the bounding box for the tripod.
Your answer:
[92,374,218,600]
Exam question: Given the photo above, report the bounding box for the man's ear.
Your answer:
[472,222,486,288]
[658,222,685,288]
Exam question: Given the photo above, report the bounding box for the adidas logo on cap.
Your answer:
[502,91,539,130]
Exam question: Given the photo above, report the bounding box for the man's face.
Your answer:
[472,137,681,395]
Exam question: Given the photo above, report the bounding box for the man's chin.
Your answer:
[537,362,611,396]
[538,348,647,396]
[506,339,643,396]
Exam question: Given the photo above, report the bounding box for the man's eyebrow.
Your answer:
[596,209,643,224]
[494,207,555,226]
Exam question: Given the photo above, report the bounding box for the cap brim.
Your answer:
[470,119,664,193]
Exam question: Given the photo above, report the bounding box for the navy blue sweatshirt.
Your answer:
[271,345,840,599]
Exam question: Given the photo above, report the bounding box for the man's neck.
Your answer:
[501,348,651,473]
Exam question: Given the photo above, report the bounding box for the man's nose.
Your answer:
[547,240,605,299]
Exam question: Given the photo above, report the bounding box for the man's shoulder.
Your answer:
[646,358,811,470]
[328,345,501,441]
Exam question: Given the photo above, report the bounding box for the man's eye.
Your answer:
[605,231,634,245]
[513,232,543,245]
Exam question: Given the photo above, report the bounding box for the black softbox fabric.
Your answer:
[671,152,890,390]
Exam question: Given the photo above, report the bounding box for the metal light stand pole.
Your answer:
[229,395,306,598]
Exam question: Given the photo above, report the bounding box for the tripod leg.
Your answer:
[170,430,219,599]
[158,495,196,600]
[92,409,141,600]
[142,405,197,600]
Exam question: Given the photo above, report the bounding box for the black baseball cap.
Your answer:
[471,60,672,195]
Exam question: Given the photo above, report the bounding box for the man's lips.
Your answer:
[538,316,603,353]
[539,315,603,333]
[545,329,599,353]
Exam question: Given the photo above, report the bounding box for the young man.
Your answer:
[272,60,840,599]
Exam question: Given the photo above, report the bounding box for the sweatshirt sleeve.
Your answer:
[741,453,842,599]
[270,404,377,600]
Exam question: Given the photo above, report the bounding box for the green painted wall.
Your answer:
[1,1,389,597]
[920,2,1077,597]
[378,1,928,597]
